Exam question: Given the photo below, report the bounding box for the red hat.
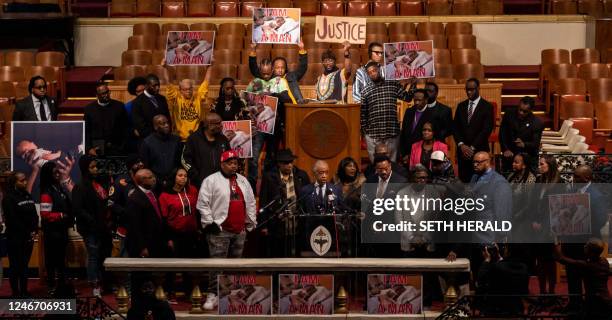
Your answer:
[220,150,239,162]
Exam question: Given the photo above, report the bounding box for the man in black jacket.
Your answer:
[425,82,453,141]
[258,149,310,257]
[499,96,543,172]
[140,115,181,184]
[399,89,433,162]
[453,78,494,182]
[131,74,170,140]
[84,83,129,156]
[12,76,58,121]
[181,112,229,188]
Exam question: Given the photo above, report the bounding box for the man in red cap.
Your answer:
[196,149,257,311]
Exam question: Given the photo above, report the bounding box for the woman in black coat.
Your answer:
[2,171,38,297]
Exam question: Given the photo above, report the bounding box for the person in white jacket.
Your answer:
[197,149,257,310]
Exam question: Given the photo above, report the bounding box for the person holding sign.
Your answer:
[353,42,385,104]
[315,42,352,103]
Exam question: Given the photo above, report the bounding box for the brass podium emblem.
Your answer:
[298,110,348,159]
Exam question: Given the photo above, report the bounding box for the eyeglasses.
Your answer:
[33,85,47,90]
[371,51,384,55]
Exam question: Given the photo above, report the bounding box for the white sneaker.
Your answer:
[203,293,218,311]
[92,287,101,298]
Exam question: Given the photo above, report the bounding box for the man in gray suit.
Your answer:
[12,76,58,121]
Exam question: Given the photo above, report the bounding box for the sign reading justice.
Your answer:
[315,16,366,44]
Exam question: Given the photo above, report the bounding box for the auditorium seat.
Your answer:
[417,22,444,39]
[373,0,397,16]
[389,33,418,42]
[5,51,35,67]
[347,0,370,16]
[595,101,612,129]
[190,23,216,31]
[568,117,593,144]
[187,0,212,17]
[540,48,571,95]
[453,63,485,82]
[477,0,503,14]
[162,1,185,17]
[367,22,388,35]
[448,34,477,49]
[577,63,609,80]
[545,63,578,114]
[271,48,299,65]
[213,49,241,65]
[388,22,417,36]
[321,0,344,16]
[152,50,166,65]
[301,23,316,36]
[114,65,146,81]
[435,63,454,78]
[426,0,451,15]
[451,49,481,64]
[161,23,189,36]
[216,36,244,50]
[445,22,472,35]
[25,66,57,86]
[174,65,207,83]
[241,1,264,17]
[399,0,424,15]
[128,35,157,50]
[587,78,612,103]
[294,0,319,15]
[210,64,238,82]
[146,65,173,84]
[35,51,65,67]
[434,77,457,84]
[135,0,160,17]
[242,48,271,64]
[236,64,252,85]
[308,49,327,63]
[577,0,603,15]
[364,33,389,46]
[554,78,587,128]
[550,0,578,13]
[299,64,321,85]
[418,34,447,48]
[433,48,451,64]
[219,23,246,37]
[559,100,593,123]
[268,0,292,7]
[302,36,329,50]
[0,81,16,102]
[156,35,167,50]
[452,0,477,14]
[133,23,160,36]
[571,48,600,65]
[109,0,134,17]
[122,50,153,66]
[215,0,238,17]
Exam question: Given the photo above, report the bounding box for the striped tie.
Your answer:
[467,101,475,124]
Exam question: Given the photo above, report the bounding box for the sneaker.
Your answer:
[167,298,178,305]
[92,287,101,298]
[203,293,218,311]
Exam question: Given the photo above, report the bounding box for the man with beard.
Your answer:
[499,96,543,172]
[182,112,230,187]
[315,43,352,103]
[353,42,384,104]
[140,115,181,183]
[424,82,453,141]
[360,61,414,162]
[83,83,128,156]
[13,76,58,121]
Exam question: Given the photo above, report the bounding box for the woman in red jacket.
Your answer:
[159,167,199,300]
[409,122,448,170]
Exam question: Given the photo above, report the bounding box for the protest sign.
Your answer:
[166,31,215,65]
[549,193,591,236]
[314,15,366,44]
[218,275,272,315]
[383,41,435,80]
[222,120,253,158]
[241,91,278,135]
[278,274,333,315]
[367,274,422,315]
[252,8,301,44]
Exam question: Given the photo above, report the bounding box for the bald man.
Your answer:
[299,160,343,215]
[182,112,230,187]
[140,114,181,181]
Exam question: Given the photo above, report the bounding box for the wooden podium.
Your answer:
[285,103,361,179]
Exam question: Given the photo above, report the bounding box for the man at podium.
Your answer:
[299,160,343,215]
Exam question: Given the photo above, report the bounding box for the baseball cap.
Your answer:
[220,150,239,162]
[431,151,446,162]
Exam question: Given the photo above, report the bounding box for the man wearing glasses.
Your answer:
[13,76,58,121]
[83,83,129,156]
[352,42,385,104]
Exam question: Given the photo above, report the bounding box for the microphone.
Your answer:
[258,197,279,214]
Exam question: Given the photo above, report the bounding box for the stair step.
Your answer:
[495,80,540,95]
[59,99,94,114]
[484,65,540,78]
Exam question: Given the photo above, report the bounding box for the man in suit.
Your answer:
[363,142,408,179]
[131,74,170,140]
[425,82,453,141]
[400,88,433,163]
[499,96,543,172]
[12,76,58,121]
[299,160,343,215]
[453,78,494,182]
[259,149,310,257]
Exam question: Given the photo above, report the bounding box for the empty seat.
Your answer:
[271,48,299,65]
[35,51,65,67]
[554,78,587,128]
[568,117,593,144]
[448,34,476,49]
[110,0,134,17]
[219,23,246,37]
[452,0,477,14]
[190,23,216,31]
[560,100,594,121]
[0,81,16,101]
[302,35,330,50]
[373,0,397,15]
[213,49,241,65]
[210,64,238,81]
[433,48,451,64]
[216,36,244,50]
[389,33,418,42]
[578,63,609,80]
[541,49,571,92]
[399,0,424,15]
[367,22,388,35]
[388,22,417,35]
[215,1,238,17]
[594,101,612,129]
[364,33,389,46]
[128,35,157,50]
[578,0,604,15]
[426,0,451,15]
[417,22,444,38]
[550,0,578,13]
[294,0,319,15]
[161,23,189,36]
[0,66,25,82]
[321,0,344,15]
[133,23,160,36]
[267,0,292,6]
[571,48,600,65]
[122,50,153,66]
[114,65,147,81]
[477,0,503,14]
[236,64,252,85]
[5,51,35,67]
[434,77,457,84]
[152,50,166,65]
[419,34,447,48]
[347,0,370,15]
[135,0,160,17]
[146,65,173,84]
[187,0,212,17]
[307,49,328,63]
[241,1,264,17]
[605,48,612,63]
[435,63,454,78]
[162,1,185,17]
[587,78,612,103]
[445,22,472,35]
[451,48,480,64]
[299,64,321,85]
[174,65,207,83]
[453,63,485,82]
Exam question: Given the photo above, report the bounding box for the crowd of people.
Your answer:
[1,39,610,317]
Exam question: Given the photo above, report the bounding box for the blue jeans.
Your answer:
[84,233,112,286]
[248,132,266,191]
